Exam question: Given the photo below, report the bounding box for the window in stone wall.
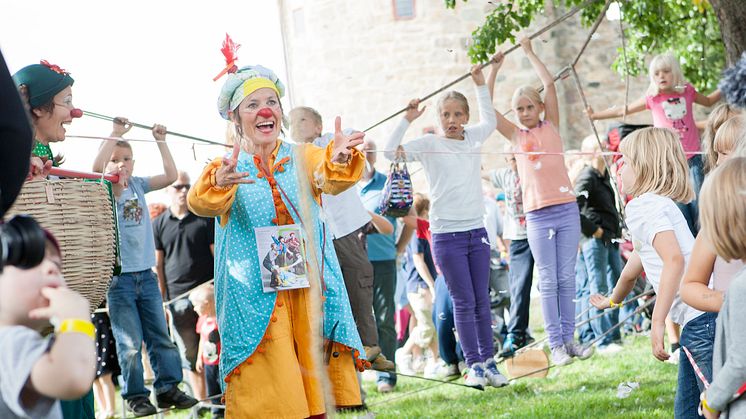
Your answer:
[293,8,305,36]
[393,0,415,20]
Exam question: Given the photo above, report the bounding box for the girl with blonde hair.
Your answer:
[489,37,590,367]
[694,157,746,419]
[588,53,722,235]
[681,115,745,311]
[590,127,713,417]
[701,103,741,173]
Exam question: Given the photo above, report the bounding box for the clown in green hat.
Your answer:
[13,60,82,172]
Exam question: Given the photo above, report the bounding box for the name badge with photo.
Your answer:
[255,224,310,293]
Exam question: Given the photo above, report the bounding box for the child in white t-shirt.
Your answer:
[590,127,713,417]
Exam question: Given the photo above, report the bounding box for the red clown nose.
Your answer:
[257,108,273,119]
[70,108,83,118]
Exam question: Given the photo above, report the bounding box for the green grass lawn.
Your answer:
[347,335,677,419]
[117,298,678,418]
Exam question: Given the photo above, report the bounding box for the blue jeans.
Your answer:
[676,154,704,236]
[575,239,622,346]
[675,312,717,419]
[108,270,183,399]
[506,239,534,340]
[432,275,463,365]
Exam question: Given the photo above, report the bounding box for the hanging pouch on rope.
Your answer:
[378,156,413,218]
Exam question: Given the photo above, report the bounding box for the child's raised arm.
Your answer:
[694,88,722,107]
[383,99,425,161]
[147,124,178,191]
[587,97,647,121]
[92,117,131,173]
[520,37,559,128]
[487,52,519,141]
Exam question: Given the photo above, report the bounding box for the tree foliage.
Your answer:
[445,0,724,92]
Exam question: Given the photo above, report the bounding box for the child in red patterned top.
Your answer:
[189,284,223,418]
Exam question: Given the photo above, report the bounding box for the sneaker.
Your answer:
[498,334,519,358]
[426,360,459,379]
[597,342,624,356]
[565,342,594,360]
[395,348,415,375]
[463,362,487,388]
[126,396,157,417]
[156,386,198,409]
[483,359,509,388]
[371,353,396,371]
[551,345,574,366]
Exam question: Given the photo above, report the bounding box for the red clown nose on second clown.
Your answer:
[257,107,274,119]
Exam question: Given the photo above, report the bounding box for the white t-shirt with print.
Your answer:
[625,193,702,326]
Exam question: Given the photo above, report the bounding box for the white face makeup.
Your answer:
[34,86,74,143]
[237,88,282,145]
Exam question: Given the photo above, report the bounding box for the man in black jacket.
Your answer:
[574,136,623,353]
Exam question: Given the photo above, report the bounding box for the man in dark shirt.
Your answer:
[153,171,214,401]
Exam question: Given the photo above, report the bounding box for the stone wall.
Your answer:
[277,0,702,189]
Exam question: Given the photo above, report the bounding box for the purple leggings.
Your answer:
[432,227,492,366]
[525,202,581,349]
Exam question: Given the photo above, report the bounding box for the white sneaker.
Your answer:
[427,360,459,379]
[424,360,456,379]
[565,342,594,360]
[483,358,509,387]
[395,348,416,375]
[551,345,574,366]
[463,362,487,388]
[597,342,624,356]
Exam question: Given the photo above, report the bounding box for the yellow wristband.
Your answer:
[701,397,716,414]
[609,298,621,309]
[56,319,95,340]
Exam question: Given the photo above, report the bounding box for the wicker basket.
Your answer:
[6,179,116,311]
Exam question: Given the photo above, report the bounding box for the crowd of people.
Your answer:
[1,34,746,419]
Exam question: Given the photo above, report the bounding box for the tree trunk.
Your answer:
[710,0,746,64]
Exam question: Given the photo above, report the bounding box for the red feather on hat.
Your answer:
[40,60,68,75]
[213,33,241,81]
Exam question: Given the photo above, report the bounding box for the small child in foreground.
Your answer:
[0,231,96,419]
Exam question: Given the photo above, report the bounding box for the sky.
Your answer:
[1,1,288,204]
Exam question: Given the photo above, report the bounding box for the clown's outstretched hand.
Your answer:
[331,116,364,164]
[215,143,254,188]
